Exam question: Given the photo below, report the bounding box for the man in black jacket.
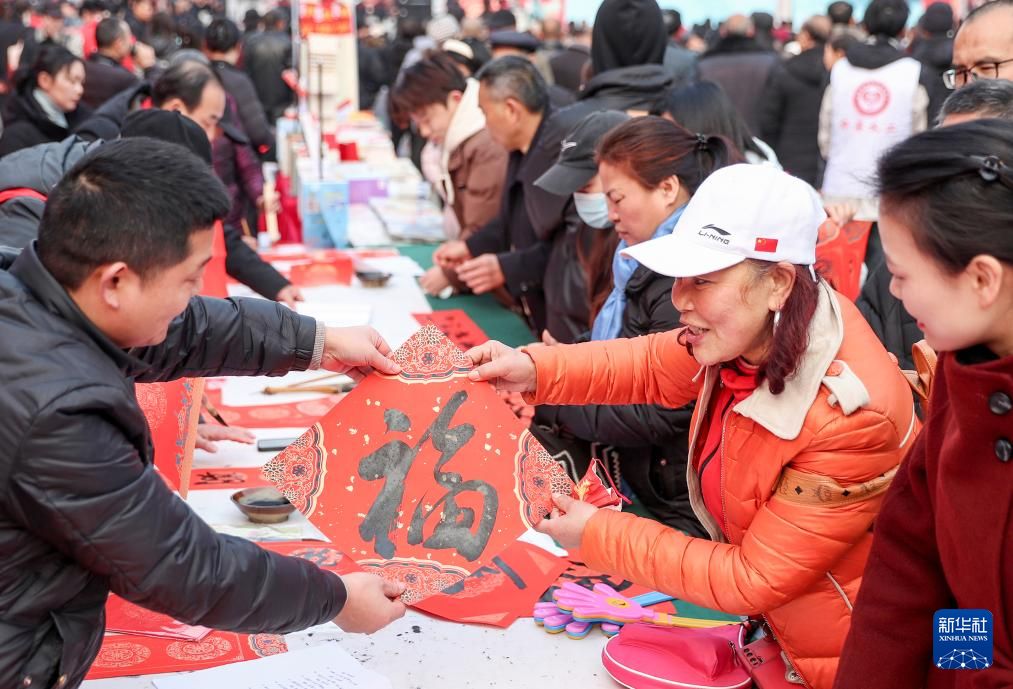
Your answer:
[0,139,406,689]
[204,17,275,160]
[74,61,302,307]
[549,0,674,137]
[432,56,579,340]
[758,15,830,186]
[243,9,295,122]
[697,14,778,133]
[82,18,140,110]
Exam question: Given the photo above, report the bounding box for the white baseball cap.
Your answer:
[622,164,826,278]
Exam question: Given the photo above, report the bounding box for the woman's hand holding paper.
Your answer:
[466,341,537,393]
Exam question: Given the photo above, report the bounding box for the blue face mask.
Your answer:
[573,192,612,229]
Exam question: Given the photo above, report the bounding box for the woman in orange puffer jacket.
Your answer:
[469,165,919,689]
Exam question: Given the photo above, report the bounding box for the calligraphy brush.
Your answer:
[202,397,230,427]
[262,383,354,395]
[284,372,348,388]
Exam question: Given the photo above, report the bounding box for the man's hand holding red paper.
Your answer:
[333,573,407,633]
[322,326,402,380]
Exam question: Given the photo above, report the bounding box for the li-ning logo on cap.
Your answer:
[698,223,730,245]
[560,140,578,152]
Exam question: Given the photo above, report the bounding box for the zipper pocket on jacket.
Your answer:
[826,571,854,611]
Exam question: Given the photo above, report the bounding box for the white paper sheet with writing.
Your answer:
[152,644,392,689]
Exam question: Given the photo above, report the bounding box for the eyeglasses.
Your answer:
[943,58,1013,89]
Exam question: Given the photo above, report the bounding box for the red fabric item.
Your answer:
[275,173,302,243]
[261,326,573,604]
[815,219,873,301]
[833,350,1013,689]
[82,19,98,57]
[0,187,47,205]
[694,360,759,528]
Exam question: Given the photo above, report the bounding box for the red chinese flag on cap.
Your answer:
[754,237,779,253]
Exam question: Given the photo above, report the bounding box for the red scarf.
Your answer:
[695,360,760,533]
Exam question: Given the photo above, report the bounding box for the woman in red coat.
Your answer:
[834,119,1013,687]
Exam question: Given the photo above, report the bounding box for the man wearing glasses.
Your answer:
[946,0,1013,90]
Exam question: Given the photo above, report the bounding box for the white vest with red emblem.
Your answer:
[822,56,922,199]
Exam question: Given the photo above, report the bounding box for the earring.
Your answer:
[772,310,782,333]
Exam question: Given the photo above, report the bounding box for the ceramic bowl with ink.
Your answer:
[231,487,296,524]
[355,270,392,288]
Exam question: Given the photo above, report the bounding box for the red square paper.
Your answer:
[263,326,573,604]
[415,540,568,627]
[136,378,203,498]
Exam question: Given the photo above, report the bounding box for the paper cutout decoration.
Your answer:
[203,385,342,429]
[415,540,568,628]
[136,378,204,498]
[412,310,489,351]
[263,326,573,604]
[105,595,211,641]
[84,632,287,680]
[572,458,631,510]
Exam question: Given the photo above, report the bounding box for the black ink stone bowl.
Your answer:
[231,487,296,524]
[356,270,392,288]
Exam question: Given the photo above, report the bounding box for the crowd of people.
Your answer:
[0,0,1011,688]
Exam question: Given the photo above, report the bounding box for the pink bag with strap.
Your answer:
[601,622,801,689]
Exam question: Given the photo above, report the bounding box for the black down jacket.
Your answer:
[0,136,100,249]
[4,111,291,301]
[758,46,827,187]
[0,245,346,689]
[465,108,590,343]
[532,265,705,537]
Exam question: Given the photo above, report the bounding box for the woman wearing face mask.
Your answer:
[0,44,89,157]
[468,164,918,689]
[389,50,508,296]
[530,114,737,536]
[834,120,1013,689]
